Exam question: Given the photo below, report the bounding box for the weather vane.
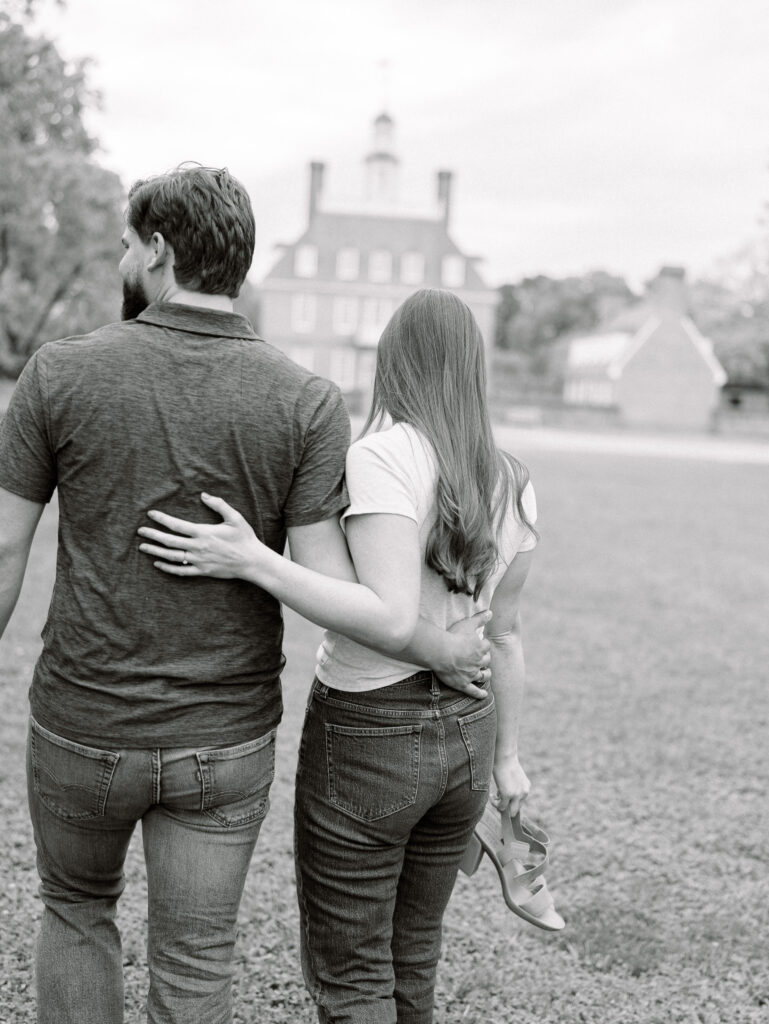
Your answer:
[377,58,391,112]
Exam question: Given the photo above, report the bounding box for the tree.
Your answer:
[0,13,125,376]
[690,242,769,389]
[494,270,635,387]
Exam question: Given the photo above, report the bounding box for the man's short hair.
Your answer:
[126,165,255,297]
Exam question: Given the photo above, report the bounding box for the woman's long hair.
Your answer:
[362,288,537,600]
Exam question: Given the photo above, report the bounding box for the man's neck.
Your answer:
[157,284,234,313]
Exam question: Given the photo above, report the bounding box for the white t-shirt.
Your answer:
[316,422,537,691]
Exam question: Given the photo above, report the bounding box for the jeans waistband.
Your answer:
[312,672,493,718]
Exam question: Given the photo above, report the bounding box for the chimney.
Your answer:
[437,170,452,227]
[308,161,325,222]
[647,265,688,317]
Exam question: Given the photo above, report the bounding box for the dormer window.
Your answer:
[441,254,465,288]
[336,247,360,281]
[294,244,318,278]
[400,252,424,286]
[368,249,392,283]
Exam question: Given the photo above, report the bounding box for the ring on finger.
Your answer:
[182,551,189,565]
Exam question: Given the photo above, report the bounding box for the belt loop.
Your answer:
[429,672,441,697]
[315,682,330,699]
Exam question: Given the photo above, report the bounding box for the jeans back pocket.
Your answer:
[29,718,119,821]
[325,723,422,822]
[458,701,497,791]
[198,730,276,827]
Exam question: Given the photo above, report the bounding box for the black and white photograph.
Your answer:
[0,1,767,1021]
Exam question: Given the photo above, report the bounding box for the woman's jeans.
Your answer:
[294,671,496,1024]
[26,716,276,1024]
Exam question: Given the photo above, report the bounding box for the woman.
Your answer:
[138,288,538,1024]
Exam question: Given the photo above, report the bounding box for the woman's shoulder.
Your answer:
[349,423,433,465]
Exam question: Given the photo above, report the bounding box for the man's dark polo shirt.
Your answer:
[0,303,350,747]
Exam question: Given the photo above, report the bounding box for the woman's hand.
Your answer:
[491,754,530,817]
[137,493,263,580]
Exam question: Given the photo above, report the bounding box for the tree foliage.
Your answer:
[494,271,636,384]
[0,13,125,376]
[689,244,769,388]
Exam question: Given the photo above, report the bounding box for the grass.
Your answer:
[1,442,768,1023]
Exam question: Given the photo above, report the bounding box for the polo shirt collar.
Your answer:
[137,302,259,340]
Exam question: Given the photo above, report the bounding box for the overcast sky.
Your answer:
[34,0,769,289]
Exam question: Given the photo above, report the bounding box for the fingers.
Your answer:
[490,792,511,812]
[200,492,241,523]
[145,509,200,537]
[152,560,202,577]
[138,541,189,561]
[137,526,188,550]
[469,609,493,627]
[460,681,488,700]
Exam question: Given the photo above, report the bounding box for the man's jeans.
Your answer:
[26,716,275,1024]
[294,672,496,1024]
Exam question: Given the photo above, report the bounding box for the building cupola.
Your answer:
[364,110,399,205]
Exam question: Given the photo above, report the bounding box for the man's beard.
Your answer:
[121,277,150,320]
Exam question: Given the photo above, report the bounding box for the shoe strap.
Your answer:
[498,809,549,886]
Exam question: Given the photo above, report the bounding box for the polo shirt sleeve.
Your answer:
[341,434,419,524]
[283,380,351,527]
[0,351,57,503]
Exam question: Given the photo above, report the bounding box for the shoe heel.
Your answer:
[458,833,484,876]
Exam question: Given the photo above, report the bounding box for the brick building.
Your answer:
[258,112,496,404]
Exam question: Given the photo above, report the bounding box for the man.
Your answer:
[0,164,490,1024]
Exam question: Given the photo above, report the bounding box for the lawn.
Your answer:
[1,441,767,1023]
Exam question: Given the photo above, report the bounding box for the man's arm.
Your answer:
[0,488,45,638]
[287,517,490,694]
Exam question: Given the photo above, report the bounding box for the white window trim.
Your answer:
[332,296,359,335]
[291,292,317,333]
[336,247,360,281]
[368,249,392,283]
[400,251,424,286]
[294,244,318,278]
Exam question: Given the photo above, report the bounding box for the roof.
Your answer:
[566,331,632,374]
[567,313,727,384]
[263,209,490,291]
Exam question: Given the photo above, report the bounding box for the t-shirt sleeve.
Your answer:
[283,379,351,527]
[517,481,538,552]
[0,351,56,503]
[341,435,419,525]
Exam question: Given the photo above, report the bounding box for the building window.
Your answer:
[441,254,465,288]
[336,247,360,280]
[329,347,357,390]
[294,244,318,278]
[332,297,358,335]
[368,249,392,283]
[363,297,394,328]
[359,297,394,345]
[289,346,315,372]
[291,293,316,333]
[400,252,424,285]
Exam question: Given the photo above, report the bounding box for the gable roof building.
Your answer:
[564,266,727,430]
[258,113,496,405]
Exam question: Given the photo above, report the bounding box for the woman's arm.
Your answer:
[486,548,535,815]
[138,493,422,653]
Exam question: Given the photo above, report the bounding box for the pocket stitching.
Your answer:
[30,725,119,821]
[458,701,496,792]
[325,723,422,822]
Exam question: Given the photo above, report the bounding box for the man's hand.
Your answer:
[433,610,492,698]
